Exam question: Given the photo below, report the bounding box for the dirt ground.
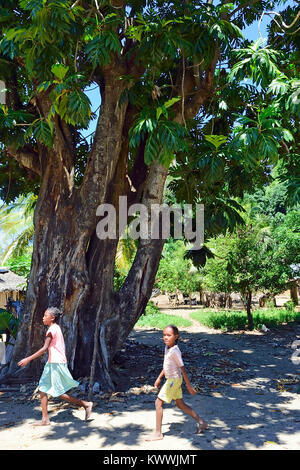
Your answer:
[0,307,299,451]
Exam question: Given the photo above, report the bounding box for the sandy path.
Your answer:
[0,309,299,451]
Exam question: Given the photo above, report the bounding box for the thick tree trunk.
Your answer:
[246,291,254,330]
[1,31,218,388]
[1,144,167,391]
[0,70,137,387]
[74,161,168,389]
[290,282,299,306]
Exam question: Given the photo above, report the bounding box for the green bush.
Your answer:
[191,308,300,331]
[284,300,296,312]
[136,311,192,329]
[144,301,161,316]
[7,254,32,280]
[0,308,20,343]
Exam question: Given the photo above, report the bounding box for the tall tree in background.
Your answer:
[0,0,299,388]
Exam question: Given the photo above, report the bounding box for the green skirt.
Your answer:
[38,363,79,398]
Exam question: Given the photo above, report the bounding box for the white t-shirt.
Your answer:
[163,345,184,378]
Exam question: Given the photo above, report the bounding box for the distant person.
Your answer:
[146,324,208,441]
[18,307,92,426]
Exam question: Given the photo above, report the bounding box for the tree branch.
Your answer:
[229,0,261,18]
[7,146,41,176]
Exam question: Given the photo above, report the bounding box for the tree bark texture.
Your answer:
[1,73,169,390]
[246,291,254,330]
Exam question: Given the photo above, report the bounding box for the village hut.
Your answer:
[0,267,26,309]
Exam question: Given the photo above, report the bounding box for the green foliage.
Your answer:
[204,135,228,150]
[268,76,300,118]
[86,26,122,67]
[201,237,233,294]
[53,88,91,128]
[144,300,160,316]
[155,240,202,295]
[7,253,32,280]
[0,0,298,205]
[200,190,300,311]
[228,39,281,89]
[0,194,35,263]
[25,119,54,148]
[0,308,20,340]
[129,104,188,166]
[284,300,296,312]
[136,311,192,329]
[191,308,300,331]
[233,105,294,164]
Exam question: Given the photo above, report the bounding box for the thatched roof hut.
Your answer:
[0,268,26,309]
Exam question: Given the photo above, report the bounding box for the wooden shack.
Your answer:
[0,268,26,309]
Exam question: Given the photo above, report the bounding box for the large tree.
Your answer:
[0,0,298,389]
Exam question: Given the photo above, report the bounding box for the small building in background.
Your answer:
[0,268,26,309]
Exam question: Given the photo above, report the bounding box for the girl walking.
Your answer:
[146,324,208,441]
[18,307,93,426]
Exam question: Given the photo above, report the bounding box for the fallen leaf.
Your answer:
[109,396,125,402]
[264,441,279,446]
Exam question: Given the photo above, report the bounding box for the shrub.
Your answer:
[144,301,161,316]
[136,312,192,329]
[191,308,300,331]
[284,300,296,312]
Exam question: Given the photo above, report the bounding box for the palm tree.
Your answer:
[0,194,36,264]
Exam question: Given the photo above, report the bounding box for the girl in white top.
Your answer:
[146,324,208,441]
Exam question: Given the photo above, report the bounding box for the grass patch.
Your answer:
[191,308,300,331]
[136,302,192,329]
[136,313,192,329]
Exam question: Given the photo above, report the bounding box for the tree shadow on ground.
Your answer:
[0,324,299,449]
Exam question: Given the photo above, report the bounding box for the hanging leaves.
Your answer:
[229,40,282,89]
[204,135,228,150]
[129,98,188,166]
[51,64,69,81]
[233,106,294,164]
[24,119,54,148]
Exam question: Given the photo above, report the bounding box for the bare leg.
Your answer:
[145,398,164,441]
[33,392,51,426]
[175,399,208,433]
[59,393,93,421]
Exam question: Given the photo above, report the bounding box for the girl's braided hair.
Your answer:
[47,307,62,323]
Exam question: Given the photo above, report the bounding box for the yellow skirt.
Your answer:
[158,377,182,403]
